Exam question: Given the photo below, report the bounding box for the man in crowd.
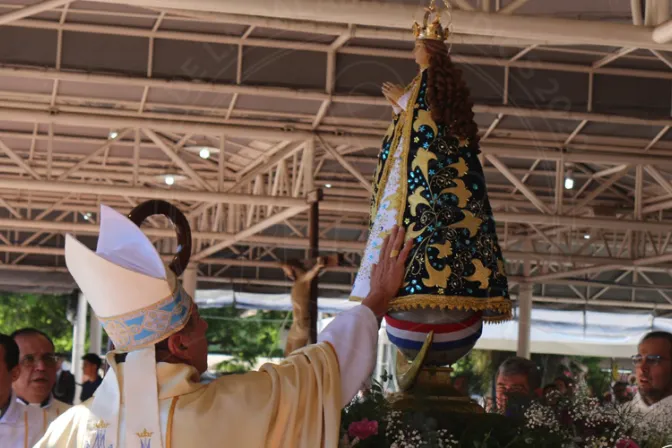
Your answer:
[37,205,412,447]
[11,328,70,429]
[611,381,631,404]
[0,333,45,446]
[452,375,468,396]
[554,375,574,396]
[494,356,541,415]
[80,353,102,402]
[52,354,75,405]
[632,331,672,421]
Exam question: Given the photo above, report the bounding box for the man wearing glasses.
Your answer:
[632,331,672,421]
[11,328,70,438]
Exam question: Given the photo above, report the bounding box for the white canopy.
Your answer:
[196,290,669,358]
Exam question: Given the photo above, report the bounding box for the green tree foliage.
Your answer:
[451,349,494,396]
[201,306,290,373]
[0,293,74,352]
[0,293,290,371]
[569,356,612,397]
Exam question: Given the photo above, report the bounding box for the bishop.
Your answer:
[37,205,411,448]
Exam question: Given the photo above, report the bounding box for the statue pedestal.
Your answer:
[390,367,483,414]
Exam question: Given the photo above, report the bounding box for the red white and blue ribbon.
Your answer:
[384,313,483,351]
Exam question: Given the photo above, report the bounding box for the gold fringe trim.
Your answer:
[483,311,513,324]
[350,294,512,323]
[396,75,422,229]
[389,294,512,324]
[373,73,422,217]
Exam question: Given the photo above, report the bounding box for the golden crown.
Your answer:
[136,429,153,439]
[412,0,451,41]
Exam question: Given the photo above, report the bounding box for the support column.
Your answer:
[303,138,315,193]
[72,292,88,404]
[517,253,533,359]
[182,264,198,299]
[516,283,533,359]
[307,188,323,344]
[89,311,102,356]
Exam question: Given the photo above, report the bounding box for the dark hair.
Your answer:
[640,331,672,358]
[497,356,541,391]
[423,39,479,144]
[0,333,19,371]
[554,376,574,387]
[612,381,627,390]
[11,328,55,351]
[543,384,558,393]
[82,353,102,369]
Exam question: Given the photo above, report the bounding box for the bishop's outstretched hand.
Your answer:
[362,226,413,318]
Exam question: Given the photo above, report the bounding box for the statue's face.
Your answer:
[413,41,430,68]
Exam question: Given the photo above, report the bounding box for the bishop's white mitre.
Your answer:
[65,205,193,448]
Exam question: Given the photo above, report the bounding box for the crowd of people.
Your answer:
[0,206,670,447]
[0,329,103,446]
[490,330,672,422]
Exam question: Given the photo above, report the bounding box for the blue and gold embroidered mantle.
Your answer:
[99,274,193,352]
[371,70,511,322]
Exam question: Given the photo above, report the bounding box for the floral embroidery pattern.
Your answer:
[355,69,511,321]
[99,286,191,352]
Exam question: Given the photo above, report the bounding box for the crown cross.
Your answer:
[412,0,451,41]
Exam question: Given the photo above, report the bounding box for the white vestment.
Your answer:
[631,391,672,426]
[0,393,69,448]
[351,81,414,301]
[37,305,378,448]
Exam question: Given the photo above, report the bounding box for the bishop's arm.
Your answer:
[317,304,379,407]
[318,225,412,407]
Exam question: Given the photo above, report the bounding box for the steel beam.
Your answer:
[5,106,672,168]
[0,0,72,25]
[192,206,309,261]
[0,177,670,231]
[85,0,672,50]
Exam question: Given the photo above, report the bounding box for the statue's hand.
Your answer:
[382,82,404,106]
[362,226,413,318]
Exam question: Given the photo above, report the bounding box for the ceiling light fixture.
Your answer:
[185,145,219,159]
[564,176,575,190]
[108,130,119,139]
[564,168,574,190]
[164,175,175,186]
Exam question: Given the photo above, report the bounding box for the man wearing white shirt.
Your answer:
[0,333,45,447]
[631,331,672,424]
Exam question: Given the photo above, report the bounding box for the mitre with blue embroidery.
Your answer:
[65,205,192,448]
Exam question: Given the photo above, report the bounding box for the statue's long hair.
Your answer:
[423,39,480,144]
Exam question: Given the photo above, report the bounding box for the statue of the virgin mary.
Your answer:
[351,0,512,368]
